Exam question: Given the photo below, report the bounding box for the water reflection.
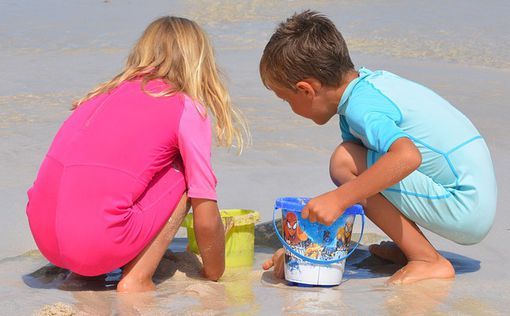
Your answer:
[21,239,484,315]
[383,280,453,316]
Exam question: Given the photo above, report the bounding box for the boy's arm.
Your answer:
[302,137,421,225]
[191,198,225,281]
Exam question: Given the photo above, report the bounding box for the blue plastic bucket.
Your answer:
[273,197,365,286]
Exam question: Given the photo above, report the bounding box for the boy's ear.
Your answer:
[295,79,321,97]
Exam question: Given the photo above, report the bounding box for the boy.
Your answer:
[260,11,497,284]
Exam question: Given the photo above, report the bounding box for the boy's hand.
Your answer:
[302,190,345,226]
[262,248,285,279]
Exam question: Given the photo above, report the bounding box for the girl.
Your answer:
[26,16,247,293]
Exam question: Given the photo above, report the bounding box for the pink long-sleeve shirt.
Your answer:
[26,79,217,275]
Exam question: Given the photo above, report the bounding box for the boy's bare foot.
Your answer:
[117,276,156,293]
[262,248,285,279]
[369,241,408,265]
[387,255,455,285]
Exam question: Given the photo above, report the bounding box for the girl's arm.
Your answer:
[191,198,225,281]
[302,137,421,224]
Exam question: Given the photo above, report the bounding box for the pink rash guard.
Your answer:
[26,79,217,276]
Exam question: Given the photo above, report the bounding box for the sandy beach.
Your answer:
[1,0,509,314]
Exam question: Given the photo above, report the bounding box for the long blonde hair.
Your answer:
[73,16,248,151]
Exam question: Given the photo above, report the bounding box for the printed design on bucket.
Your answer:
[283,212,308,245]
[273,197,365,286]
[282,209,354,266]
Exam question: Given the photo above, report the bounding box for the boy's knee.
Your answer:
[329,143,362,186]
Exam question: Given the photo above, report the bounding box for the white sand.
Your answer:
[1,0,509,314]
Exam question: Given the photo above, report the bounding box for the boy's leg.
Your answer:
[117,193,190,293]
[330,143,454,284]
[364,194,454,284]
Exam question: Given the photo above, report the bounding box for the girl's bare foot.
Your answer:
[369,241,408,266]
[387,255,455,285]
[117,276,156,293]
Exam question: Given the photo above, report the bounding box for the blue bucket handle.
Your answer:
[272,202,365,265]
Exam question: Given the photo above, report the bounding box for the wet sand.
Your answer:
[3,235,499,315]
[1,0,509,314]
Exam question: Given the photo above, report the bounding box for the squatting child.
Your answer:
[26,16,247,292]
[261,11,496,284]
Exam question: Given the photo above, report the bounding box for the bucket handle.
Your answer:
[272,205,365,265]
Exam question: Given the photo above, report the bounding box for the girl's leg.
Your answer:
[117,193,190,293]
[330,142,455,284]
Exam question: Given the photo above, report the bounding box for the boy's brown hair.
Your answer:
[260,10,354,90]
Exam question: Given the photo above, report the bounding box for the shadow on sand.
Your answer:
[22,241,204,292]
[22,228,480,292]
[344,245,480,280]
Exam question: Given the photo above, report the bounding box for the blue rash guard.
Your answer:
[338,68,497,244]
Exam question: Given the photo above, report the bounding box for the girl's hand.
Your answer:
[301,190,345,226]
[262,248,285,279]
[192,198,225,281]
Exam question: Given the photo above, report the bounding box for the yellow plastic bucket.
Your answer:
[182,209,260,268]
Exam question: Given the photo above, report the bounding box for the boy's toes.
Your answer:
[387,256,455,285]
[369,241,408,265]
[262,259,274,270]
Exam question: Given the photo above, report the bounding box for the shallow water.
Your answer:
[1,0,510,314]
[2,235,501,315]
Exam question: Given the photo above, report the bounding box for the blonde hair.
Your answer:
[73,16,248,151]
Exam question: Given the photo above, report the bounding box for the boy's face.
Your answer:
[270,81,332,125]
